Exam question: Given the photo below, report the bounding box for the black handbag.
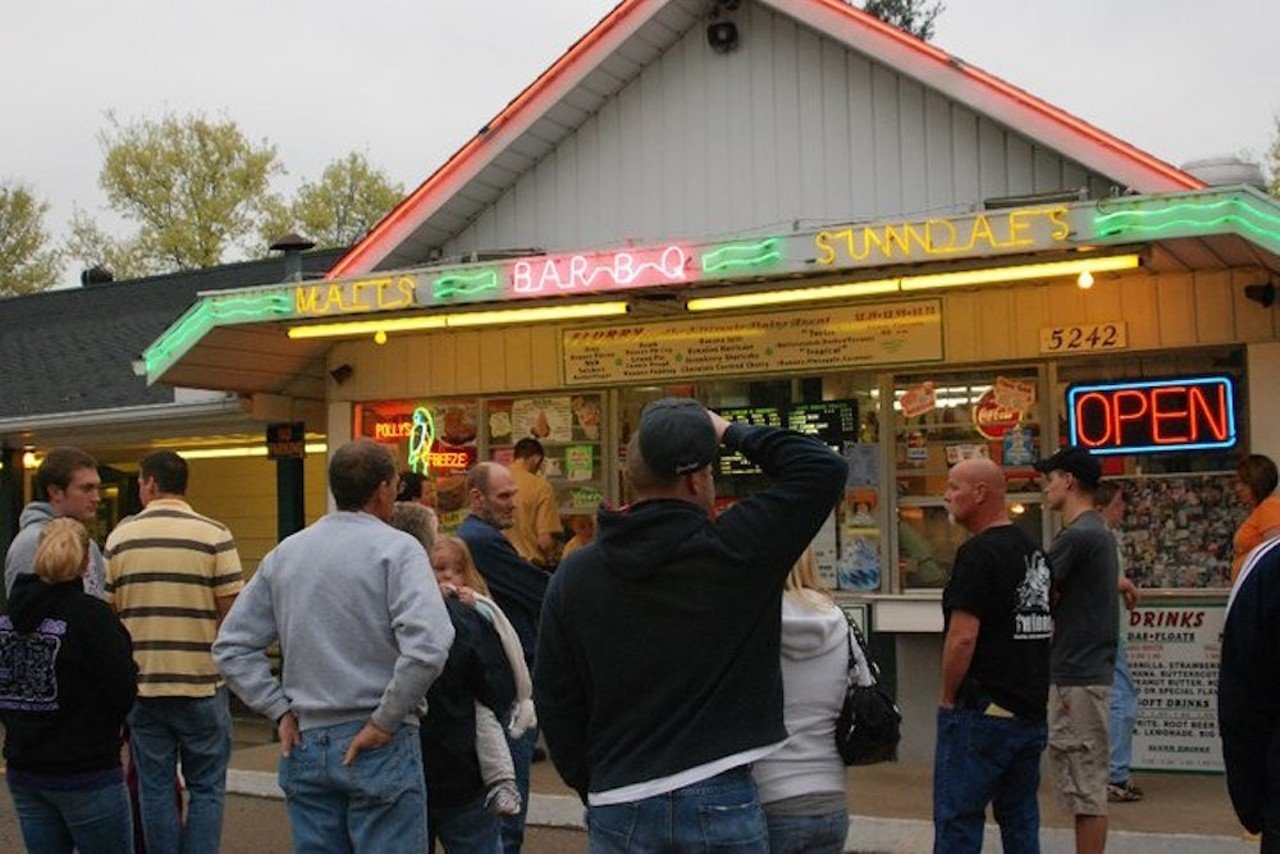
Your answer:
[834,614,901,766]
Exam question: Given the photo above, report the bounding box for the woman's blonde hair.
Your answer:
[34,518,89,585]
[389,502,439,554]
[434,535,491,597]
[784,544,834,604]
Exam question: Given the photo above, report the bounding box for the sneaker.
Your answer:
[484,781,523,816]
[1107,781,1143,803]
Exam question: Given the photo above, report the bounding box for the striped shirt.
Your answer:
[104,498,244,698]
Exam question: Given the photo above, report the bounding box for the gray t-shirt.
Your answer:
[1047,510,1119,685]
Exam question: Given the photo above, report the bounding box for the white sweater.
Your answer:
[752,590,850,805]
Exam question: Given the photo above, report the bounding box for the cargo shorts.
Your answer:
[1047,684,1111,816]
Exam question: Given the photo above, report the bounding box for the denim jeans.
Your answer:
[1109,640,1138,785]
[764,810,848,854]
[277,718,427,854]
[501,727,537,853]
[586,766,768,853]
[934,706,1047,854]
[430,792,502,853]
[128,687,233,854]
[9,778,134,854]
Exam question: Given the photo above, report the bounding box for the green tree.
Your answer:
[0,182,62,297]
[77,112,282,273]
[263,152,404,249]
[863,0,945,41]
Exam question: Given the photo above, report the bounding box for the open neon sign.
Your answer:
[1067,376,1237,455]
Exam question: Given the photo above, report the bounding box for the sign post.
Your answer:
[267,422,306,542]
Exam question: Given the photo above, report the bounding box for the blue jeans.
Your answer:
[934,706,1047,854]
[128,687,233,854]
[586,766,768,853]
[501,727,536,853]
[9,778,134,854]
[431,793,502,853]
[278,719,427,854]
[1109,640,1138,785]
[765,810,848,854]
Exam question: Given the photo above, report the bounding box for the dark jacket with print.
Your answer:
[0,575,137,775]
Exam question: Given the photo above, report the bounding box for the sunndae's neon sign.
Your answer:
[512,245,689,293]
[1067,376,1236,455]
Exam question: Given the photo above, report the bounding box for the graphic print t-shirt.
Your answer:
[943,523,1052,720]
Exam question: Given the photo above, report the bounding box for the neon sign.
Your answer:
[702,238,782,274]
[1067,376,1236,455]
[294,276,415,315]
[433,269,500,300]
[407,407,436,474]
[512,245,689,293]
[815,207,1069,267]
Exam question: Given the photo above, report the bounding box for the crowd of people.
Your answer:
[2,418,1278,852]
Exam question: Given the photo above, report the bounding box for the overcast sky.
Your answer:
[3,0,1276,287]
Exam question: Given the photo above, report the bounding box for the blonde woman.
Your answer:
[1,518,138,853]
[752,546,860,854]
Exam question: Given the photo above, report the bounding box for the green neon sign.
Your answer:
[407,406,437,474]
[701,238,783,274]
[433,269,500,299]
[144,292,293,376]
[1093,197,1280,253]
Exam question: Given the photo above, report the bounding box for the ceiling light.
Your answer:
[1077,270,1094,289]
[180,442,328,461]
[687,279,899,312]
[286,301,629,342]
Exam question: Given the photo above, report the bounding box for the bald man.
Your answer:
[933,459,1053,853]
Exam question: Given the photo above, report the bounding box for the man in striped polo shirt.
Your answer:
[105,450,243,854]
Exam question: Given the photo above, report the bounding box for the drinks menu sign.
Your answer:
[562,300,943,386]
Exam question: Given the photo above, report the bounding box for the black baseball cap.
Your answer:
[1034,445,1101,488]
[638,398,718,477]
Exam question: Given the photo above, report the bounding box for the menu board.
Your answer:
[563,300,944,385]
[1129,602,1225,772]
[787,400,858,453]
[717,406,784,476]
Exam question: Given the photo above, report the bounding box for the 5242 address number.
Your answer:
[1039,322,1128,353]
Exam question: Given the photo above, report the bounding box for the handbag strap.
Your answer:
[844,612,882,685]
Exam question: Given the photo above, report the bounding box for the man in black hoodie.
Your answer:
[535,397,847,852]
[1219,536,1280,848]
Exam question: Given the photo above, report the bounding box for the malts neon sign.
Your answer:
[1067,376,1237,455]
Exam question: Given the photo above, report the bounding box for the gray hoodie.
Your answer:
[4,502,107,601]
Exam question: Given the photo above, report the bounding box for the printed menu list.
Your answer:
[718,406,784,476]
[787,400,858,454]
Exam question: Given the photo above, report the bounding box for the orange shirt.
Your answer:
[505,462,562,565]
[1232,495,1280,581]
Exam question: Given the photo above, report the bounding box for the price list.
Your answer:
[718,406,784,476]
[787,400,858,453]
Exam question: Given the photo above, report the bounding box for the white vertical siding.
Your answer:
[441,1,1116,258]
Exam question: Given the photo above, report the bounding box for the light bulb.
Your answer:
[1077,270,1095,289]
[374,330,388,345]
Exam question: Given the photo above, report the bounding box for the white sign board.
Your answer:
[1129,602,1224,773]
[562,300,942,385]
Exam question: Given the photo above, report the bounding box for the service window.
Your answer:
[893,368,1045,590]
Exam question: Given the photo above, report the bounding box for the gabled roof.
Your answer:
[330,0,1203,278]
[0,249,345,419]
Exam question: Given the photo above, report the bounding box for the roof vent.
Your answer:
[1180,156,1266,191]
[79,266,114,286]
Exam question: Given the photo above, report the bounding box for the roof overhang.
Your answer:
[328,0,1204,278]
[141,186,1280,393]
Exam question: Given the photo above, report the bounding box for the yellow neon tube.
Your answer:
[286,302,628,340]
[687,254,1142,311]
[444,301,629,328]
[179,442,328,461]
[897,254,1140,291]
[287,315,448,340]
[687,280,899,312]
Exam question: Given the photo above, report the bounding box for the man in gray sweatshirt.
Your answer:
[214,439,454,852]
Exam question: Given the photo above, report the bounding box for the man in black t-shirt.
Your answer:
[934,458,1051,853]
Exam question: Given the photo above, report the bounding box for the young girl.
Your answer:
[433,535,535,816]
[1,518,139,854]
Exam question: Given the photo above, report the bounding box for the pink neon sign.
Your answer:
[512,245,690,294]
